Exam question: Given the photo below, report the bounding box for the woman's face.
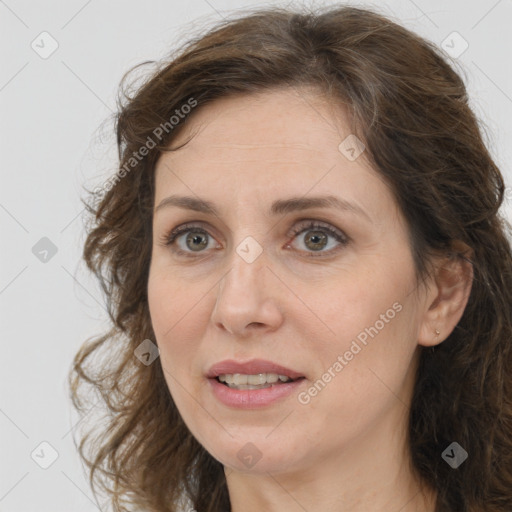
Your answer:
[148,88,434,475]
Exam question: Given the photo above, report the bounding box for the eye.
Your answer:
[161,223,220,257]
[286,220,349,257]
[160,220,349,258]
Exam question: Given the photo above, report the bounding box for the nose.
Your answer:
[210,247,284,337]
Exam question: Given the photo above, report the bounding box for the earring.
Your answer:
[434,329,440,336]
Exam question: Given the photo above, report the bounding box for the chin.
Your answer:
[202,432,310,475]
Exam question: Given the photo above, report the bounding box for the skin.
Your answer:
[147,87,473,512]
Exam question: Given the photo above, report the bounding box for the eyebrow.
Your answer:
[154,194,371,221]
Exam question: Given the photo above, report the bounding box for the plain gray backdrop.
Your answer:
[1,0,511,510]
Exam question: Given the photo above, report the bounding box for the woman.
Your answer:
[70,5,512,512]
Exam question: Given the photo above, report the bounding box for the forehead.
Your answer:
[153,88,395,220]
[161,87,354,162]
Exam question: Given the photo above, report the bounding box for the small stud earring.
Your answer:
[435,329,440,336]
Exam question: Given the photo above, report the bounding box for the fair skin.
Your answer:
[147,87,472,511]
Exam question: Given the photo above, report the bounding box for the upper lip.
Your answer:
[207,359,305,380]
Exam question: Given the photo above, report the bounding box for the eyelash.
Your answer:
[160,220,349,259]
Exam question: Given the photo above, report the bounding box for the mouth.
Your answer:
[206,359,306,406]
[216,372,305,390]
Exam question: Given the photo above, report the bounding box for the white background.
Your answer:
[1,0,511,510]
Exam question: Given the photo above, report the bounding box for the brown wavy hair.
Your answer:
[69,5,512,512]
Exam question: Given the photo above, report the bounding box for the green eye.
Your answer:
[162,219,349,258]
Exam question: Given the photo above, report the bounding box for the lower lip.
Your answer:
[208,378,305,409]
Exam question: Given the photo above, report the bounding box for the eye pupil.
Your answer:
[186,232,208,251]
[305,231,327,251]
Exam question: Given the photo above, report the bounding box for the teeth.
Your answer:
[247,374,266,385]
[234,374,248,385]
[218,373,293,388]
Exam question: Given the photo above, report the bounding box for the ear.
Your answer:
[417,242,474,347]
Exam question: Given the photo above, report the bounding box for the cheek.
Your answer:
[148,272,212,429]
[147,268,208,374]
[301,259,412,344]
[149,262,204,331]
[302,259,420,392]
